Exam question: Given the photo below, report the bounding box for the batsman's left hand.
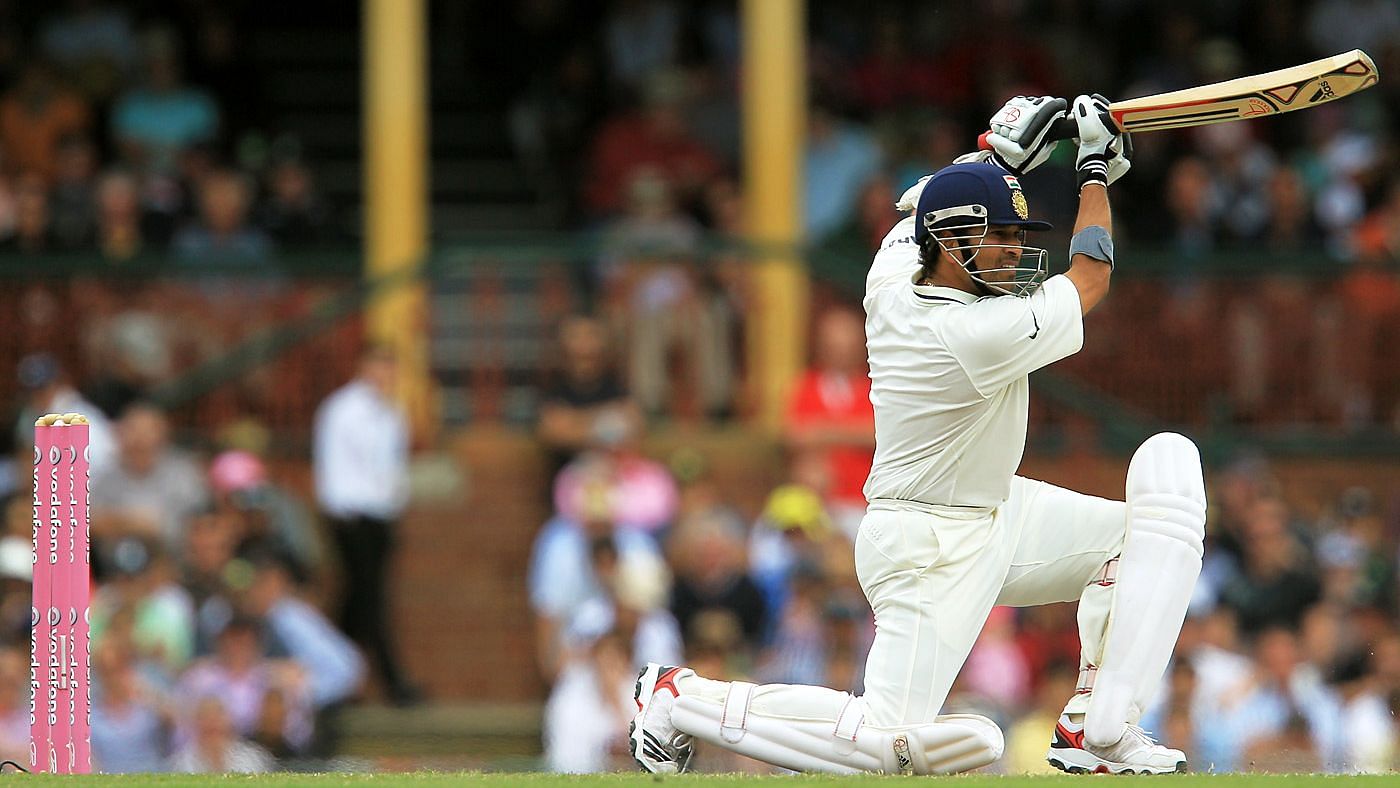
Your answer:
[984,95,1068,174]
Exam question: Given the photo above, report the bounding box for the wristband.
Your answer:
[1076,153,1109,191]
[1069,225,1114,268]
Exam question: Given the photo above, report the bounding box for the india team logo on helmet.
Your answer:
[1003,175,1031,220]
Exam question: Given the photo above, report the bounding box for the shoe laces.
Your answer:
[1122,724,1160,748]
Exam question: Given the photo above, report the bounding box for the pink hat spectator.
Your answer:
[209,450,267,497]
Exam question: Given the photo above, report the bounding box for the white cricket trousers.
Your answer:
[669,475,1128,772]
[858,476,1124,726]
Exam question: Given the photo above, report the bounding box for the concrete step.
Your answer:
[337,703,541,758]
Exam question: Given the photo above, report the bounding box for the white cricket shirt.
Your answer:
[861,216,1084,509]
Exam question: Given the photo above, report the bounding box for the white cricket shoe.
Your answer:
[1047,714,1187,774]
[629,663,696,773]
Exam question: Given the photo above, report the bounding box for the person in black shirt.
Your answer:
[537,315,642,478]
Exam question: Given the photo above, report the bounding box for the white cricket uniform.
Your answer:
[663,217,1139,773]
[854,217,1126,727]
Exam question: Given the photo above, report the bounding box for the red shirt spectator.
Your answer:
[785,308,875,510]
[584,74,723,216]
[0,63,91,182]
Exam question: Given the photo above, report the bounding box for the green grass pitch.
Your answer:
[14,774,1397,786]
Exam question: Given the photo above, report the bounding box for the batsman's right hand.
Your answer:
[1072,94,1132,189]
[984,95,1068,175]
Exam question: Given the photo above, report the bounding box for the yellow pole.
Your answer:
[364,0,434,435]
[742,0,807,430]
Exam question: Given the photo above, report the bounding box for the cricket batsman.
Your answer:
[629,94,1207,775]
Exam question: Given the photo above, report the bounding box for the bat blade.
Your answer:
[1109,49,1378,133]
[1035,49,1379,142]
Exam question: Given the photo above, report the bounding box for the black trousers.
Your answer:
[326,513,411,696]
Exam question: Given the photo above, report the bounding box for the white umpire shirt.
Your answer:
[861,216,1084,510]
[313,379,409,520]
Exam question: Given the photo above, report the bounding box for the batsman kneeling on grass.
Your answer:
[630,94,1207,776]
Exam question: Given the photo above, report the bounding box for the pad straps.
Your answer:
[720,682,755,744]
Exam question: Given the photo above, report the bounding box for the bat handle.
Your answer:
[976,112,1117,151]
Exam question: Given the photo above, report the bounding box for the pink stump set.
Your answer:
[31,413,91,774]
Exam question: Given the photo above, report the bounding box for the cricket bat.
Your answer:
[984,49,1378,146]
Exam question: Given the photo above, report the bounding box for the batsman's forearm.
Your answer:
[1065,184,1112,315]
[1073,183,1112,237]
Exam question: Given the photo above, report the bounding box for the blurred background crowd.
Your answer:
[0,0,1393,776]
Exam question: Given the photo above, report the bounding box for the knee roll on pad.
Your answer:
[1126,432,1206,553]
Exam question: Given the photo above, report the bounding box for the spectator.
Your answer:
[528,462,664,680]
[90,401,207,550]
[1219,497,1322,634]
[667,508,767,656]
[1004,664,1076,774]
[255,158,335,248]
[602,169,734,419]
[784,307,876,537]
[312,344,420,705]
[585,70,723,217]
[0,531,32,645]
[209,449,325,589]
[93,169,148,261]
[0,172,56,253]
[0,61,91,182]
[803,104,881,241]
[172,169,273,265]
[180,507,240,655]
[39,0,137,101]
[111,28,219,174]
[89,648,169,773]
[542,629,637,773]
[175,616,313,755]
[84,311,172,420]
[565,533,683,670]
[91,537,196,678]
[14,352,115,475]
[603,0,680,91]
[961,606,1033,713]
[49,135,97,249]
[536,315,642,476]
[0,646,29,765]
[1313,650,1396,772]
[240,552,364,718]
[747,483,835,622]
[168,696,273,774]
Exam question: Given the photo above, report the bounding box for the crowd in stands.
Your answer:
[501,0,1400,426]
[528,306,1400,773]
[0,1,338,265]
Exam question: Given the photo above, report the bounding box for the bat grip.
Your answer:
[977,112,1117,151]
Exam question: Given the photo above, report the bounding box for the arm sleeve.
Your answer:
[942,274,1084,396]
[864,217,922,298]
[268,602,365,708]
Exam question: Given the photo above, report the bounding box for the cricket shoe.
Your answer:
[1047,714,1186,774]
[630,663,696,773]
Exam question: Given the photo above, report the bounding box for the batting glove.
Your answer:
[1072,94,1132,189]
[985,95,1068,175]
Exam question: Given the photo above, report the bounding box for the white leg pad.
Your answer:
[1085,432,1206,747]
[671,688,1003,775]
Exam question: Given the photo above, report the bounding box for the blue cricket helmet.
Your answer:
[911,162,1053,246]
